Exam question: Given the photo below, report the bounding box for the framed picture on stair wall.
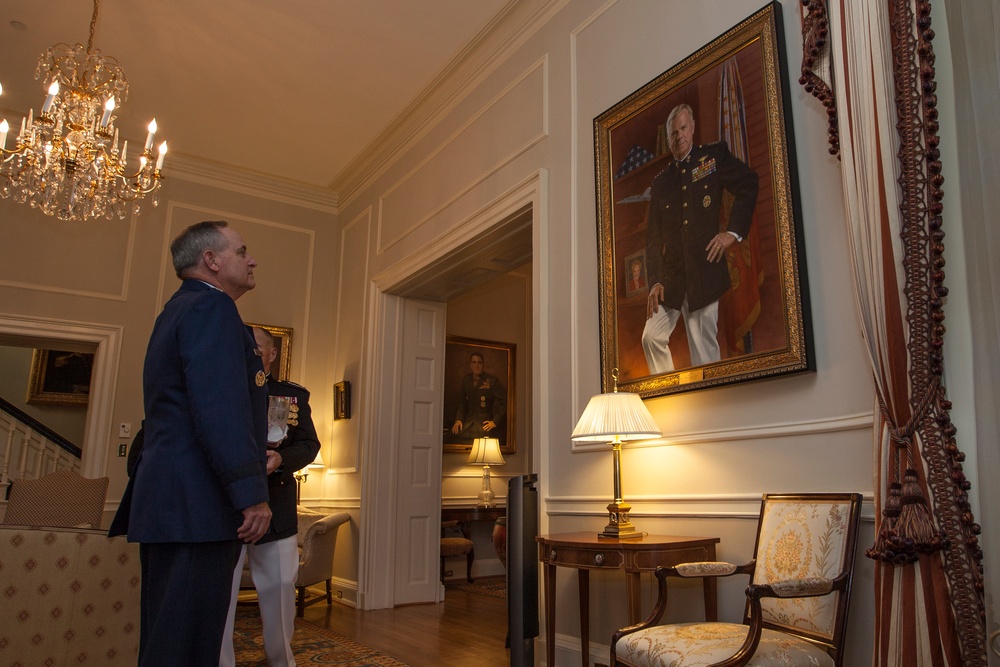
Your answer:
[593,2,812,398]
[27,349,94,406]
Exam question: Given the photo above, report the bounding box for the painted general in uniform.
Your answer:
[642,103,759,374]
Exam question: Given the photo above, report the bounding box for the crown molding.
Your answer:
[165,152,339,214]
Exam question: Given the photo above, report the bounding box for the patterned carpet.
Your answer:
[445,574,506,598]
[233,606,411,666]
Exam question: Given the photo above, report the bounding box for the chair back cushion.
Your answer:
[2,471,109,529]
[751,494,860,642]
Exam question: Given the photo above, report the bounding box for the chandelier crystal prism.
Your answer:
[0,0,166,221]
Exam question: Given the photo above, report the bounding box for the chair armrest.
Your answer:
[708,571,850,667]
[297,512,351,586]
[657,559,756,580]
[611,560,757,659]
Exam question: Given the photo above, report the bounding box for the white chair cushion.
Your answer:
[615,622,834,667]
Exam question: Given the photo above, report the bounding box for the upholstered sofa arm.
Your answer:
[0,524,140,664]
[297,511,351,586]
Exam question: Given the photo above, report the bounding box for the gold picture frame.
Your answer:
[245,323,293,381]
[27,349,94,406]
[442,336,516,455]
[593,2,812,398]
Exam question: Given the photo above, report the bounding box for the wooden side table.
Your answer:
[537,532,720,667]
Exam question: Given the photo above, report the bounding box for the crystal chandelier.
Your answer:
[0,0,166,221]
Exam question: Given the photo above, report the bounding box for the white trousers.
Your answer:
[641,298,720,375]
[220,535,299,667]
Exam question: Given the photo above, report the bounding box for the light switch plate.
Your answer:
[118,422,132,438]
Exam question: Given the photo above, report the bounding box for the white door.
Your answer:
[393,298,446,604]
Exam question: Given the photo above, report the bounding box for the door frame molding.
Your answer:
[356,171,545,610]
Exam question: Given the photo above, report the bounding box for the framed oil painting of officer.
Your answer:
[593,2,812,398]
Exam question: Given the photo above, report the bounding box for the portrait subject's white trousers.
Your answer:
[641,298,721,374]
[219,536,300,667]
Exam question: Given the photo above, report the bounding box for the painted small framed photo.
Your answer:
[26,349,94,406]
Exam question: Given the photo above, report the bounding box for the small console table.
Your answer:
[537,532,720,667]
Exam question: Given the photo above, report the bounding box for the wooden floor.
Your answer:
[303,584,511,667]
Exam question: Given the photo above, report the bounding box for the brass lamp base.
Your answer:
[599,500,642,539]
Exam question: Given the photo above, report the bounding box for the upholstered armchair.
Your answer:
[611,493,863,667]
[239,506,351,616]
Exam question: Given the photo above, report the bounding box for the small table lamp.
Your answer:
[468,437,505,507]
[294,451,326,504]
[571,374,661,539]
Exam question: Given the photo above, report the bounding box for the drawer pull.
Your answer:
[594,553,605,566]
[550,549,557,560]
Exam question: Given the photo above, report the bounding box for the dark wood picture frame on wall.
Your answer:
[442,335,516,455]
[593,2,812,398]
[26,349,94,406]
[245,323,293,381]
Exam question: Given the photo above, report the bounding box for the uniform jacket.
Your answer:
[646,141,759,311]
[109,280,269,542]
[259,376,321,544]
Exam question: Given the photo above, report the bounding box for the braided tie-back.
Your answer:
[879,376,941,448]
[673,562,737,577]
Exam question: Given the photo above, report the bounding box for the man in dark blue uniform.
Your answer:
[109,221,271,666]
[642,103,759,374]
[220,327,321,667]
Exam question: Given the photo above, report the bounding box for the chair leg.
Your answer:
[297,585,305,617]
[325,579,333,605]
[440,556,446,583]
[466,546,475,583]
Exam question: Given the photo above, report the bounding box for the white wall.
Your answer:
[334,0,876,663]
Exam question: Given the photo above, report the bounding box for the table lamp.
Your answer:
[468,437,505,507]
[571,374,661,539]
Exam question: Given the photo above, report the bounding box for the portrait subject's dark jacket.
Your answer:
[646,141,759,311]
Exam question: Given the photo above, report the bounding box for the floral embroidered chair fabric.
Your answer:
[611,493,863,667]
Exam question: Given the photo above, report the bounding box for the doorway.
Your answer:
[357,175,541,610]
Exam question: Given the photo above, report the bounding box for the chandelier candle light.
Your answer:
[468,437,505,507]
[571,370,661,539]
[0,0,166,221]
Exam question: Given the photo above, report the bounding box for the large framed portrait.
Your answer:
[26,349,94,406]
[593,2,812,398]
[442,336,516,455]
[244,323,293,381]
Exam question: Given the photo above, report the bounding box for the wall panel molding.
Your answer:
[571,411,875,452]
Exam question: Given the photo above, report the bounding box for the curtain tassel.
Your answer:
[866,482,907,563]
[897,468,949,554]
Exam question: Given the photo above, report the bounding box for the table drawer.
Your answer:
[629,546,713,571]
[543,546,625,569]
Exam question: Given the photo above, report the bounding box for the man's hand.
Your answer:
[646,283,665,319]
[237,501,272,544]
[706,232,736,263]
[482,420,497,432]
[451,420,463,435]
[266,449,283,475]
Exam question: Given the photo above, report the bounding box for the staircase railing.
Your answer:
[0,396,81,486]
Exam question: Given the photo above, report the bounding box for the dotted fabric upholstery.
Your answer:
[0,525,141,664]
[3,470,109,529]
